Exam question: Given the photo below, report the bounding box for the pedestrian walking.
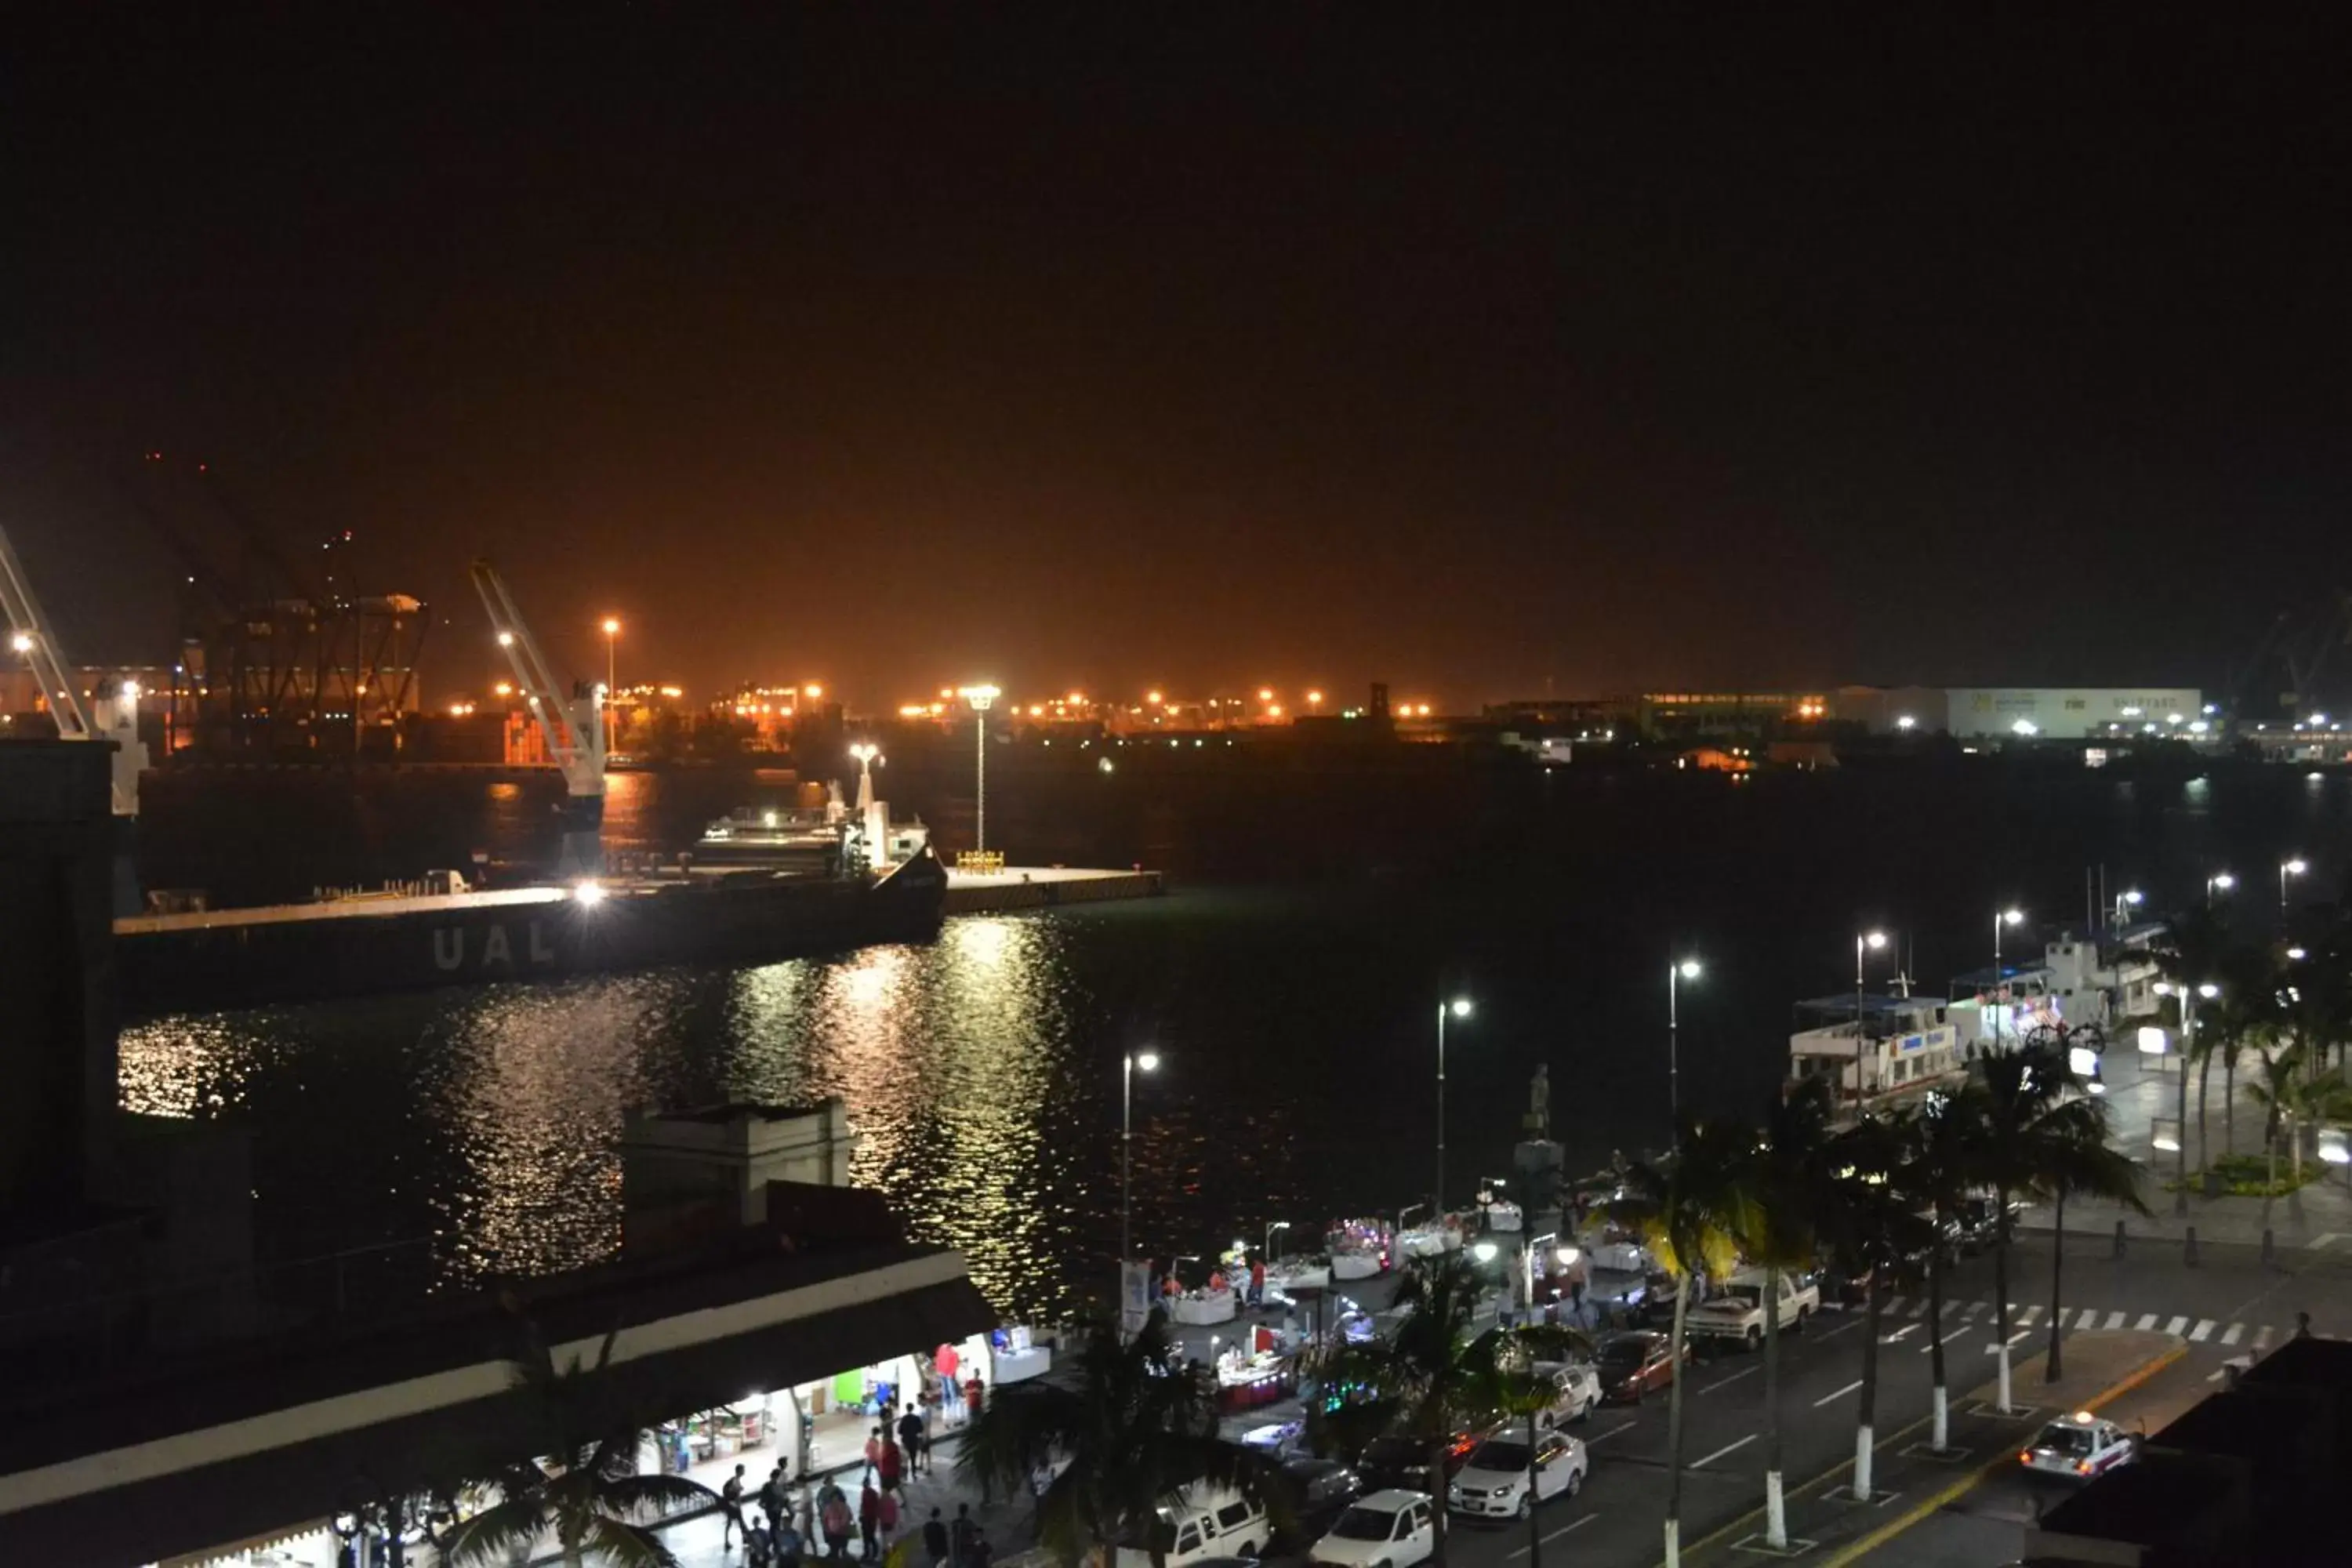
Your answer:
[1249,1257,1265,1307]
[879,1484,901,1548]
[866,1426,885,1471]
[746,1522,774,1567]
[821,1480,854,1560]
[860,1477,884,1559]
[878,1433,906,1495]
[775,1513,804,1568]
[720,1462,751,1545]
[923,1508,950,1567]
[949,1503,985,1568]
[760,1467,788,1533]
[962,1371,984,1418]
[898,1404,928,1475]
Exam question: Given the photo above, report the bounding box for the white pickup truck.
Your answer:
[1685,1269,1818,1348]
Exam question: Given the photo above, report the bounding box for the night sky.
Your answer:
[6,10,2347,707]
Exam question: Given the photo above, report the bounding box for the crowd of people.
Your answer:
[717,1397,996,1568]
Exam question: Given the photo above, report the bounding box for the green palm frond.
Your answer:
[436,1493,549,1568]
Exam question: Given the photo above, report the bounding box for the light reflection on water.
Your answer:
[120,913,1102,1316]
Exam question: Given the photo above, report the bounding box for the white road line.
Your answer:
[1814,1316,1866,1341]
[2103,1311,2127,1330]
[1813,1378,1865,1407]
[1964,1300,1987,1319]
[2191,1319,2216,1341]
[2206,1368,2228,1383]
[2136,1313,2158,1330]
[2222,1323,2245,1345]
[1585,1424,1635,1444]
[1692,1433,1759,1468]
[1924,1325,1977,1352]
[2166,1315,2189,1334]
[1907,1298,1930,1319]
[2015,1305,2042,1327]
[2076,1308,2099,1330]
[1882,1324,1919,1344]
[2312,1232,2343,1250]
[1508,1515,1597,1557]
[1702,1367,1759,1394]
[1943,1299,1967,1319]
[2255,1326,2275,1350]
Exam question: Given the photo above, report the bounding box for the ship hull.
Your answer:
[115,859,947,1019]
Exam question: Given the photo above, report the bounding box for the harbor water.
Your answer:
[121,759,2351,1319]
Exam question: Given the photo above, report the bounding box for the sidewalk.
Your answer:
[1675,1330,2186,1568]
[2013,1047,2352,1250]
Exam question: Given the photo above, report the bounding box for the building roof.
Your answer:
[1795,993,1948,1021]
[1949,962,2054,989]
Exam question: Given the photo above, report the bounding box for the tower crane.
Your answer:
[2,518,150,912]
[470,559,606,878]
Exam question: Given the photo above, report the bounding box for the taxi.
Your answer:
[2018,1410,2137,1479]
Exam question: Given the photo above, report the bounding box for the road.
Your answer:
[1373,1235,2352,1568]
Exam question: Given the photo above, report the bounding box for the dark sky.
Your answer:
[6,9,2348,708]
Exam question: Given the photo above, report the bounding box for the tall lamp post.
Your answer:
[1854,930,1889,1114]
[1668,955,1701,1131]
[2205,870,2236,909]
[2281,857,2308,925]
[2154,981,2220,1215]
[1436,996,1472,1210]
[1991,908,2025,1054]
[959,684,1001,855]
[600,617,621,749]
[1121,1050,1161,1279]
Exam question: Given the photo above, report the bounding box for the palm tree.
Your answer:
[1608,1116,1753,1568]
[1296,1251,1511,1568]
[1976,1029,2142,1410]
[1813,1116,1931,1504]
[1737,1077,1836,1549]
[2207,943,2283,1165]
[1889,1087,1985,1454]
[1478,1323,1596,1568]
[2154,905,2234,1167]
[960,1309,1264,1568]
[2245,1041,2308,1207]
[439,1324,717,1568]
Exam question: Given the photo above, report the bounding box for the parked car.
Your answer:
[1446,1432,1588,1519]
[1113,1483,1270,1568]
[1308,1490,1437,1568]
[2018,1410,2139,1481]
[1356,1425,1498,1492]
[1595,1330,1685,1403]
[1530,1359,1602,1427]
[1954,1194,2024,1255]
[1685,1269,1818,1350]
[1272,1455,1365,1546]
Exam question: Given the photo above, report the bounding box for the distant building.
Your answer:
[1835,685,2204,740]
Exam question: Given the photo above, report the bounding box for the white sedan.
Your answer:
[2019,1411,2137,1480]
[1531,1361,1602,1428]
[1309,1490,1436,1568]
[1446,1432,1588,1519]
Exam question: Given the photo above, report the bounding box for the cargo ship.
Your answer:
[113,850,949,1019]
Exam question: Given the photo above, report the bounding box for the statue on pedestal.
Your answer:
[1523,1062,1551,1138]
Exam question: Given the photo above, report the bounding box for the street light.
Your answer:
[599,618,621,750]
[2281,857,2308,923]
[959,684,1001,855]
[2206,871,2236,907]
[1121,1050,1161,1276]
[1436,996,1472,1210]
[1854,930,1888,1114]
[1668,955,1702,1131]
[1265,1219,1291,1262]
[1990,908,2025,1054]
[848,742,881,807]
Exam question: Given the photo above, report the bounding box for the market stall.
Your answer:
[1214,1328,1294,1413]
[1325,1217,1391,1280]
[1168,1287,1239,1326]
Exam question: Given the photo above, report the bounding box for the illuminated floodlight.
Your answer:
[1678,958,1702,979]
[1862,931,1889,950]
[2137,1025,2170,1055]
[573,879,607,906]
[1555,1246,1581,1267]
[2012,719,2038,736]
[2069,1045,2100,1078]
[2001,908,2025,927]
[1134,1050,1160,1073]
[1448,997,1473,1018]
[2321,1128,2351,1166]
[496,631,515,647]
[1895,714,1917,731]
[1472,1241,1499,1263]
[9,632,32,653]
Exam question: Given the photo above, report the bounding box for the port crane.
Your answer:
[2,517,151,911]
[470,559,606,877]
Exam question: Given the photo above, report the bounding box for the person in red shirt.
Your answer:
[962,1371,984,1417]
[878,1434,905,1494]
[1248,1258,1266,1306]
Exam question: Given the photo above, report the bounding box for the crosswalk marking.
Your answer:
[1944,1299,1966,1318]
[2015,1305,2042,1327]
[2222,1323,2245,1345]
[2136,1313,2158,1330]
[2166,1316,2189,1334]
[1908,1298,1930,1319]
[2191,1319,2216,1341]
[2255,1326,2274,1350]
[1964,1300,1987,1319]
[2077,1308,2099,1330]
[2103,1311,2127,1330]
